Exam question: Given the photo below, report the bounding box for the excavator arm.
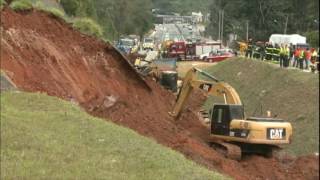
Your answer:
[170,67,242,118]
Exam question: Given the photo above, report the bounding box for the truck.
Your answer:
[143,37,155,51]
[167,41,186,60]
[162,41,222,61]
[269,34,308,46]
[116,38,137,54]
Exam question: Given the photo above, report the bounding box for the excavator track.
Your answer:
[209,139,242,161]
[198,110,242,160]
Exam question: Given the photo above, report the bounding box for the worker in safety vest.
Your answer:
[279,44,286,68]
[299,49,305,70]
[259,42,266,61]
[293,48,300,68]
[284,44,290,67]
[305,48,312,70]
[310,48,318,73]
[134,57,141,67]
[311,48,318,63]
[273,44,281,61]
[265,42,273,60]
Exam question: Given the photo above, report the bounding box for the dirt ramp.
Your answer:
[1,8,318,180]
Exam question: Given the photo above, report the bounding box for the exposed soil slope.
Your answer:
[1,8,318,180]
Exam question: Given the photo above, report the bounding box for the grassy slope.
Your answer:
[1,91,227,180]
[203,58,319,155]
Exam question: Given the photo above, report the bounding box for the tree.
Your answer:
[207,0,319,42]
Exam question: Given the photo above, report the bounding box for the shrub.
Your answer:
[60,0,78,16]
[305,30,319,48]
[32,1,65,20]
[45,7,65,19]
[72,18,103,38]
[10,0,33,11]
[0,0,7,9]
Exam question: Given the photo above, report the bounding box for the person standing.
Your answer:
[284,44,290,67]
[305,48,312,70]
[293,48,300,68]
[265,42,273,61]
[279,44,285,68]
[274,44,281,61]
[289,44,295,66]
[260,42,266,61]
[311,48,318,73]
[245,38,253,58]
[299,48,305,70]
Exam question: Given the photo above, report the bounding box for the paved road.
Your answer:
[153,23,201,46]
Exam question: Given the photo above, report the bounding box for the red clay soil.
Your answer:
[1,8,319,180]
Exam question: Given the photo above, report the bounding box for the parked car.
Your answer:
[200,49,235,62]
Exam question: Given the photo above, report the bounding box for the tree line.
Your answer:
[60,0,153,41]
[59,0,319,46]
[206,0,319,46]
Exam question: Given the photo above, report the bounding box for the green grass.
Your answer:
[43,7,65,19]
[1,91,227,180]
[36,3,65,19]
[202,57,319,155]
[72,17,103,38]
[10,0,33,11]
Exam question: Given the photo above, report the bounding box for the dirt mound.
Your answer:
[1,8,319,180]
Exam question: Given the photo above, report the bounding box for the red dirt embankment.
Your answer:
[1,8,318,180]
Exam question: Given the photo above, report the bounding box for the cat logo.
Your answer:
[267,128,286,140]
[199,83,212,92]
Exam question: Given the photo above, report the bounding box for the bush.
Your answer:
[10,0,33,11]
[45,7,65,19]
[32,1,65,20]
[0,0,7,9]
[305,30,319,48]
[60,0,78,16]
[72,18,103,38]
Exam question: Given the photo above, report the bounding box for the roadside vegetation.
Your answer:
[1,91,227,180]
[73,18,103,38]
[9,0,33,11]
[6,0,103,39]
[202,58,319,155]
[33,1,65,19]
[206,0,319,46]
[0,0,6,9]
[60,0,153,41]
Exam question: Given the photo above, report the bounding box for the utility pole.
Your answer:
[221,10,224,44]
[284,15,289,34]
[246,20,249,41]
[218,10,221,41]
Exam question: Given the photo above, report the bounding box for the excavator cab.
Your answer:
[210,104,244,136]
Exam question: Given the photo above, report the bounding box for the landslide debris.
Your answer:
[1,8,318,180]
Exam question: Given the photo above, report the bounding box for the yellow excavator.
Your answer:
[170,68,293,160]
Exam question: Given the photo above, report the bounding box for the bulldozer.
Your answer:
[170,68,293,160]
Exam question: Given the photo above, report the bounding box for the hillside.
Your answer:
[1,7,319,180]
[204,58,319,155]
[1,92,226,179]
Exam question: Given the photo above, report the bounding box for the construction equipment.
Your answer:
[237,41,248,56]
[170,68,293,160]
[143,38,155,51]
